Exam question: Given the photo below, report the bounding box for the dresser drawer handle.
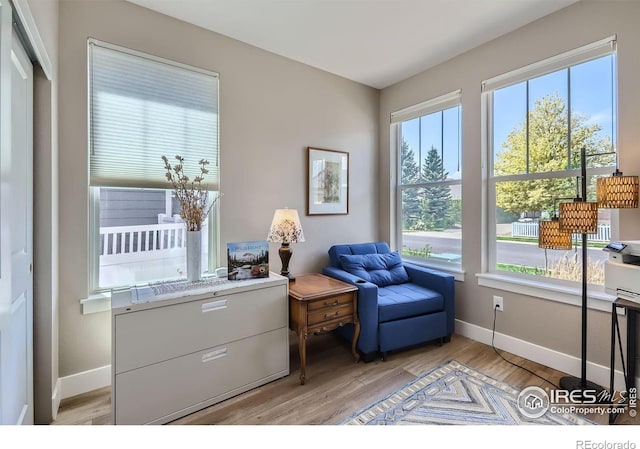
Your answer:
[201,299,227,313]
[324,310,340,319]
[325,300,339,306]
[202,348,228,363]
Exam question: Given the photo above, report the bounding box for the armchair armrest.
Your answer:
[322,266,380,355]
[403,263,454,299]
[323,266,364,285]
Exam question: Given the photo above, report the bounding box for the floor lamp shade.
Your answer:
[538,218,572,250]
[597,172,639,209]
[558,202,598,234]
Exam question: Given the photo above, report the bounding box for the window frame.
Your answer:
[393,90,464,280]
[479,36,618,306]
[86,40,220,295]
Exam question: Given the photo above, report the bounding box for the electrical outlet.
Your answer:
[493,296,504,312]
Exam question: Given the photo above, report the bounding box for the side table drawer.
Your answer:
[307,304,353,326]
[307,293,354,311]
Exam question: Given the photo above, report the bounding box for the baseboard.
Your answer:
[52,378,62,419]
[57,323,637,400]
[455,319,638,393]
[59,365,111,400]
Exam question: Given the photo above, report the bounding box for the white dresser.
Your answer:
[110,275,289,425]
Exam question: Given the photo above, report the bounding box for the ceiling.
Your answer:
[127,0,580,89]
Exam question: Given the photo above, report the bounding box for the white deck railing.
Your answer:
[99,222,209,285]
[511,221,611,242]
[100,222,187,257]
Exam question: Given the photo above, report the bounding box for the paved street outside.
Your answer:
[402,230,608,268]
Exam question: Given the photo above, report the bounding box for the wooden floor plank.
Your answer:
[53,333,637,426]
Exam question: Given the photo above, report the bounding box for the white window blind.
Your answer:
[88,39,219,190]
[390,89,461,124]
[481,35,616,92]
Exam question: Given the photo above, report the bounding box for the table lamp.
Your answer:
[267,208,305,281]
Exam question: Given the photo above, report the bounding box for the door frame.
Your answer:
[0,0,55,424]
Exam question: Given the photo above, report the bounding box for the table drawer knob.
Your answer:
[325,300,339,306]
[324,310,340,319]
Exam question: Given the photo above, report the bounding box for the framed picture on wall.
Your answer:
[307,147,349,215]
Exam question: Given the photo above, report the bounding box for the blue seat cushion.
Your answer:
[339,252,409,287]
[377,283,444,323]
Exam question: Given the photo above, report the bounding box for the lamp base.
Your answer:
[278,243,295,282]
[559,376,608,402]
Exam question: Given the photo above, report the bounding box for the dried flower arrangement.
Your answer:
[162,155,220,231]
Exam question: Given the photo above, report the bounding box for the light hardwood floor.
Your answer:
[52,332,637,425]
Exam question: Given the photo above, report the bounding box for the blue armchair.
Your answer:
[322,242,455,361]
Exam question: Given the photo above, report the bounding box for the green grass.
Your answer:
[402,247,431,259]
[497,263,546,276]
[496,236,540,244]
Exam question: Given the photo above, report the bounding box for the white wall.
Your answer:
[58,0,379,378]
[57,0,640,397]
[379,1,640,375]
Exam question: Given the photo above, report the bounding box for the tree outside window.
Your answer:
[398,103,462,266]
[489,53,616,285]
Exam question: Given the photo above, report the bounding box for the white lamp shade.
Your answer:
[267,209,305,243]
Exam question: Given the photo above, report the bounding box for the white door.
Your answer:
[0,1,34,425]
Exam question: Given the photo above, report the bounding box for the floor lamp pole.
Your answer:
[559,147,604,396]
[580,145,588,387]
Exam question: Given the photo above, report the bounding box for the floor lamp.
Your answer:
[538,147,638,395]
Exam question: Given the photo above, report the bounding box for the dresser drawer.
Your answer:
[114,285,287,373]
[114,327,289,425]
[307,292,354,311]
[307,303,353,326]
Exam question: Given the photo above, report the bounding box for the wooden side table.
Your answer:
[288,273,360,385]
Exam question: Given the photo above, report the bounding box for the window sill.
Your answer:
[475,273,617,313]
[80,292,111,315]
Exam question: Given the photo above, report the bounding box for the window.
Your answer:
[88,39,219,292]
[393,90,462,270]
[483,37,616,287]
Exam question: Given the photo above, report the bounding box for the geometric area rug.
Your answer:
[340,360,595,425]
